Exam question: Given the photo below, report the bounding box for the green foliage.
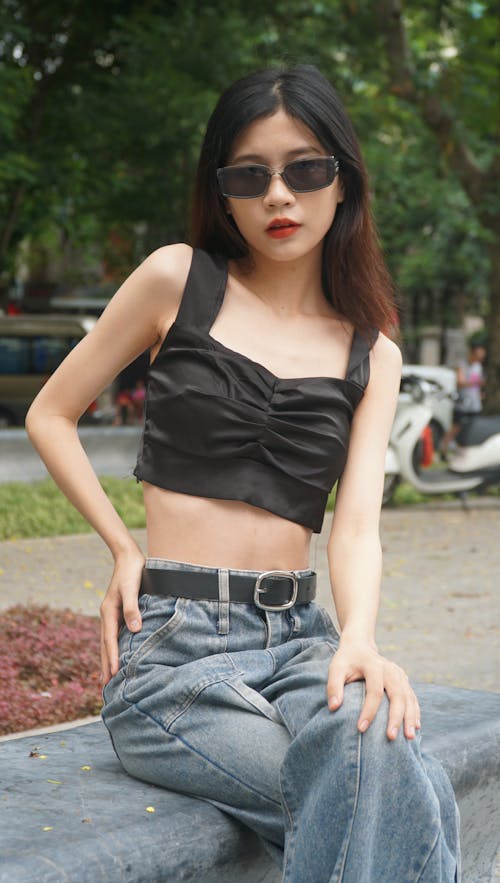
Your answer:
[0,476,145,540]
[0,0,496,331]
[402,0,499,148]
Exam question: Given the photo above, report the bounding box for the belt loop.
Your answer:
[263,611,272,649]
[217,568,230,635]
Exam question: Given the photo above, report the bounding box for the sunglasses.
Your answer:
[217,155,340,199]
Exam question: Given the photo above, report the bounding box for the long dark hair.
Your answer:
[191,64,396,337]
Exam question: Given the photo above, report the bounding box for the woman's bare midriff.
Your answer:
[143,481,313,570]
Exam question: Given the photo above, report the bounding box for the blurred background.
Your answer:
[0,1,498,742]
[0,0,498,426]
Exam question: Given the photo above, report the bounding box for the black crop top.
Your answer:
[134,247,379,533]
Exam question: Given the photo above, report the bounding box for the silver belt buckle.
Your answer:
[253,570,298,611]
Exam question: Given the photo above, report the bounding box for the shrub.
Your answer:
[0,605,102,736]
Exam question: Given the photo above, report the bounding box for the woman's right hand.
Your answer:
[100,547,146,685]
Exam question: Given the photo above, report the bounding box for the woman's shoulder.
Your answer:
[368,330,402,386]
[133,243,197,330]
[141,242,194,289]
[370,330,402,365]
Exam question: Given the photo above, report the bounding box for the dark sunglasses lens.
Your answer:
[219,166,269,197]
[284,158,336,191]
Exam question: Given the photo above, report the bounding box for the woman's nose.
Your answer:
[263,172,296,206]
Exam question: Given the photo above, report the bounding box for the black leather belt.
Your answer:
[140,567,316,612]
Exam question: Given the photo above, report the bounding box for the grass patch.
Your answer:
[1,476,498,542]
[325,481,433,509]
[327,479,499,511]
[0,477,145,541]
[391,483,446,505]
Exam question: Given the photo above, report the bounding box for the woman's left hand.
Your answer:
[326,636,421,741]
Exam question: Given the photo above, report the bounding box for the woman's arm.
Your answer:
[325,332,421,740]
[25,242,193,683]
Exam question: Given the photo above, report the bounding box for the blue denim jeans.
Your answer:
[102,558,460,882]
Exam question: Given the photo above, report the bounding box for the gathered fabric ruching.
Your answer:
[134,248,378,533]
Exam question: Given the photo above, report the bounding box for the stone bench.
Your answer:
[1,684,499,882]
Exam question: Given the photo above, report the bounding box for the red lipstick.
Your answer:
[266,217,300,239]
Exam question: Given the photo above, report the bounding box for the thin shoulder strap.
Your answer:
[346,328,380,387]
[175,247,228,330]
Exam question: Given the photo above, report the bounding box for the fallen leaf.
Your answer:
[84,580,94,589]
[42,827,53,832]
[146,806,155,813]
[46,780,62,785]
[80,765,92,771]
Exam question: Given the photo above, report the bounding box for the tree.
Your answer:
[373,0,500,406]
[0,0,281,291]
[1,0,496,400]
[0,0,146,288]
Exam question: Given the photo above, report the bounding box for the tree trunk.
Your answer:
[484,237,500,413]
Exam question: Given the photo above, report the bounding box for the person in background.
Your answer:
[130,379,146,423]
[441,340,486,458]
[113,388,134,425]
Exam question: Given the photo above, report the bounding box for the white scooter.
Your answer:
[383,375,500,505]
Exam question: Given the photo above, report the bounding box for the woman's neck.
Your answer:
[229,248,331,318]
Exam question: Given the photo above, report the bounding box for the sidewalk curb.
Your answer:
[0,715,101,743]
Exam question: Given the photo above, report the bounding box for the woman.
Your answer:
[26,65,460,881]
[441,341,486,459]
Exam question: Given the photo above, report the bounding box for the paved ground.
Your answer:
[1,502,499,693]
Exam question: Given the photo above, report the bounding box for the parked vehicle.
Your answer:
[400,364,456,451]
[0,314,115,427]
[383,375,500,504]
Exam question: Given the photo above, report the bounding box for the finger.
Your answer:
[100,614,114,685]
[326,657,349,710]
[415,702,421,729]
[122,592,142,633]
[100,602,121,680]
[385,693,406,740]
[100,637,111,686]
[403,692,421,740]
[357,675,384,732]
[104,622,119,680]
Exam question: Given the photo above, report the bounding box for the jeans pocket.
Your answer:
[228,677,283,724]
[124,594,187,678]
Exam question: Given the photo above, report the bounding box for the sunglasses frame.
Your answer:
[216,155,340,199]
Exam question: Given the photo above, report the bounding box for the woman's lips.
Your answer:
[266,218,300,239]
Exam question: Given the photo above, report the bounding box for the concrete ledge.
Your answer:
[0,685,499,882]
[0,715,101,743]
[0,426,142,483]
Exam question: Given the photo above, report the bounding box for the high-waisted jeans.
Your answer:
[101,558,460,882]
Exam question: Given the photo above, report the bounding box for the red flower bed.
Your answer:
[0,605,102,736]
